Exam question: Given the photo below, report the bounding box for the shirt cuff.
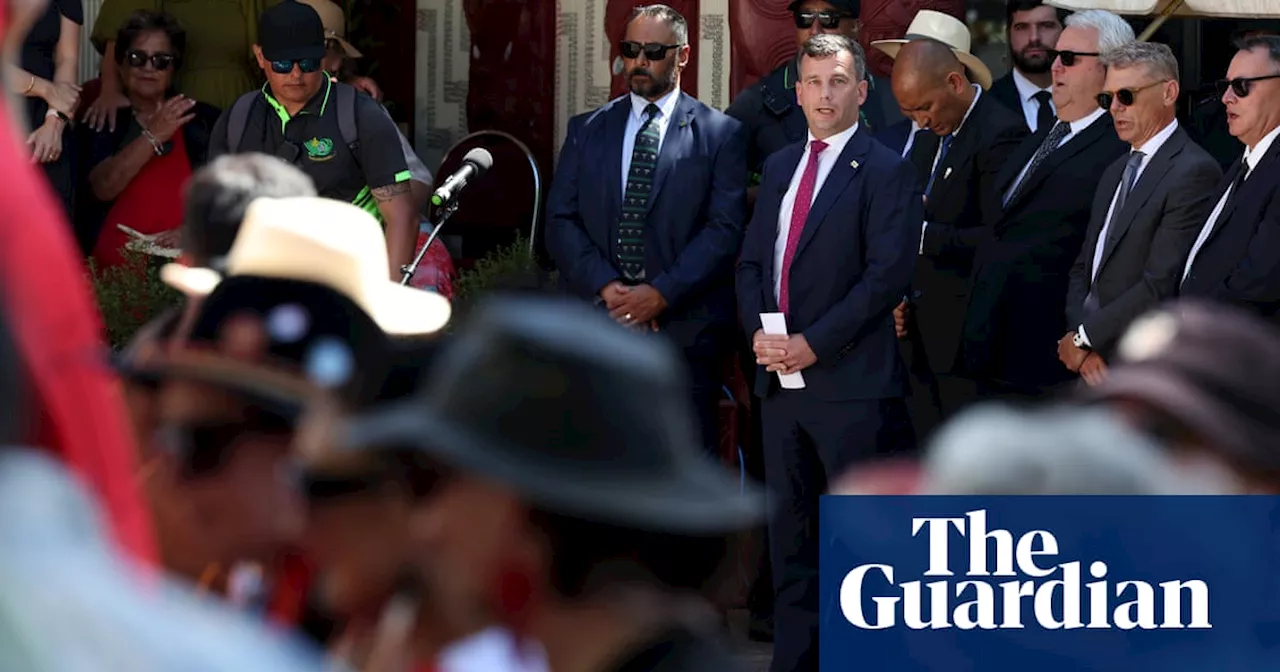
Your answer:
[919,221,929,255]
[1077,325,1092,349]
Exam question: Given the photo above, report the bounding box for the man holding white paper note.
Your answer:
[735,33,921,672]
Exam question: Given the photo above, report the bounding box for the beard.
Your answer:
[1011,43,1054,75]
[628,66,675,99]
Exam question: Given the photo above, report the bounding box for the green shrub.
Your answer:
[89,252,182,350]
[450,233,558,316]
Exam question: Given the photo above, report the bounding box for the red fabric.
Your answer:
[406,228,456,301]
[267,552,314,628]
[0,103,157,565]
[778,139,827,315]
[92,132,191,268]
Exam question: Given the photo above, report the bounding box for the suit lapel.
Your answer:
[645,93,697,216]
[604,100,629,220]
[997,125,1045,195]
[1085,158,1125,275]
[1208,139,1280,244]
[1096,130,1185,272]
[1006,114,1116,212]
[909,132,940,185]
[927,98,989,206]
[794,128,870,260]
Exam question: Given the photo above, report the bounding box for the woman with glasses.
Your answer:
[76,10,220,271]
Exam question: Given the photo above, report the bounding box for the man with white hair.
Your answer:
[960,10,1133,400]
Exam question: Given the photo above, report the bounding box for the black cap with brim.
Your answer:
[787,0,861,15]
[258,0,326,62]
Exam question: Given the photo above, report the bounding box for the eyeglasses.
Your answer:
[794,11,849,30]
[1096,80,1167,109]
[619,41,682,61]
[1216,74,1280,98]
[269,58,323,74]
[1051,49,1100,67]
[126,50,175,71]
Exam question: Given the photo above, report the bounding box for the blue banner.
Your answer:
[819,496,1280,671]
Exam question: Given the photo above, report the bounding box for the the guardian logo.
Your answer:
[841,510,1211,631]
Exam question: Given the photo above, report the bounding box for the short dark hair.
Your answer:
[181,154,317,265]
[628,4,689,45]
[114,10,187,66]
[800,33,866,81]
[1005,0,1069,28]
[1234,34,1280,67]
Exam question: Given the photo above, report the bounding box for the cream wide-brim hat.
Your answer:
[297,0,363,58]
[161,197,450,336]
[871,10,994,90]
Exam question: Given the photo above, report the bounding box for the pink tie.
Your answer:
[779,139,828,315]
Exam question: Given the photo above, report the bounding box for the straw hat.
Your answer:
[160,197,450,336]
[297,0,362,59]
[871,10,993,90]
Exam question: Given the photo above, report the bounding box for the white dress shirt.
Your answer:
[1077,119,1180,346]
[620,89,680,195]
[901,119,922,158]
[921,86,983,253]
[1182,123,1280,284]
[1005,106,1108,203]
[773,123,860,302]
[1012,68,1055,132]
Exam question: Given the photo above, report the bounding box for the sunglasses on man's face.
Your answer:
[1096,80,1166,109]
[794,11,848,30]
[619,41,681,61]
[1051,49,1100,67]
[1216,73,1280,98]
[126,50,175,71]
[270,58,323,74]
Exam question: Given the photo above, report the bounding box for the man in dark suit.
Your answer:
[988,0,1067,133]
[1062,42,1221,384]
[1181,35,1280,319]
[736,33,919,672]
[545,4,747,455]
[888,38,1027,431]
[961,10,1132,398]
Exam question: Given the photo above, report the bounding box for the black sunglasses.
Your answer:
[619,41,682,60]
[126,49,175,71]
[1051,49,1100,67]
[1096,80,1166,109]
[794,10,849,30]
[1216,74,1280,98]
[270,57,323,74]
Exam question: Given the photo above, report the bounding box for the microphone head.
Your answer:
[462,148,494,174]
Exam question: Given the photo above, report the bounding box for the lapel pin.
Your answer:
[850,159,860,170]
[944,167,953,180]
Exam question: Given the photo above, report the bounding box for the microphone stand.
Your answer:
[400,198,460,286]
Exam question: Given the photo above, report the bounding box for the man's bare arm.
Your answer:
[373,182,418,282]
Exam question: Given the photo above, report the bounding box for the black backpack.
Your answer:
[224,82,360,168]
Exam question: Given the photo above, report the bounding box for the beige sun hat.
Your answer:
[297,0,362,59]
[871,10,993,90]
[160,197,450,336]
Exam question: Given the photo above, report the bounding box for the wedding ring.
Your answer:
[624,313,633,321]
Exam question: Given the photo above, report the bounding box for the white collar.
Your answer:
[1067,106,1108,136]
[629,88,680,122]
[953,85,983,137]
[1131,118,1179,156]
[806,122,859,156]
[1244,123,1280,172]
[1012,68,1052,102]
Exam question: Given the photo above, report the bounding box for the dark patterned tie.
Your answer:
[1003,120,1071,208]
[1033,90,1055,133]
[618,103,661,281]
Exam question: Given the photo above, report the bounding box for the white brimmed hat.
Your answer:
[871,10,993,90]
[160,197,450,336]
[297,0,362,59]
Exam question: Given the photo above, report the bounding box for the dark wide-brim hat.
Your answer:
[339,295,765,535]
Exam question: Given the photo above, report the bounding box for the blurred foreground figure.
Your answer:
[1079,299,1280,493]
[325,296,764,671]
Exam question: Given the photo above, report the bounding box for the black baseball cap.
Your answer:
[787,0,861,16]
[258,0,326,62]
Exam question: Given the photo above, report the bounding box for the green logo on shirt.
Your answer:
[304,137,335,161]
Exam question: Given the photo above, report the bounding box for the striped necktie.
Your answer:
[618,103,661,281]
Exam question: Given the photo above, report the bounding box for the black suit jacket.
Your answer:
[737,128,922,401]
[961,113,1128,391]
[1181,135,1280,319]
[908,93,1028,373]
[988,73,1029,132]
[1066,126,1222,355]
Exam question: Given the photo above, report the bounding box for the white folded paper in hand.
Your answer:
[118,224,181,259]
[759,312,805,389]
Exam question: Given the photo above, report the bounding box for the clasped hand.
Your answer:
[753,330,816,375]
[601,281,665,331]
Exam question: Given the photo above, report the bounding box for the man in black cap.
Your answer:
[726,0,901,204]
[208,0,418,281]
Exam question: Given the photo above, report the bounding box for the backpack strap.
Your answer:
[224,91,261,154]
[335,83,360,158]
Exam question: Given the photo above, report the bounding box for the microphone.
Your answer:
[431,148,493,207]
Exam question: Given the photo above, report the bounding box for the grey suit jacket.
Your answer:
[1065,126,1222,354]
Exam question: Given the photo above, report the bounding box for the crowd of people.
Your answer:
[4,0,1280,671]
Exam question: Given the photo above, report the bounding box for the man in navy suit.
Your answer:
[737,33,920,672]
[545,4,747,455]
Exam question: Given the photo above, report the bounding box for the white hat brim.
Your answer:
[870,39,994,90]
[365,282,452,336]
[160,263,222,297]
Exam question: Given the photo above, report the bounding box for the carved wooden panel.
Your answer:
[604,0,700,100]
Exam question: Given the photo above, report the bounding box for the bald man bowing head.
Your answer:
[890,38,1028,436]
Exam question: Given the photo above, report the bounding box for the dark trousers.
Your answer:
[762,392,915,672]
[738,342,773,626]
[681,324,728,458]
[902,331,980,442]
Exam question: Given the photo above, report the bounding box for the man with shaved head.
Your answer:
[889,37,1027,436]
